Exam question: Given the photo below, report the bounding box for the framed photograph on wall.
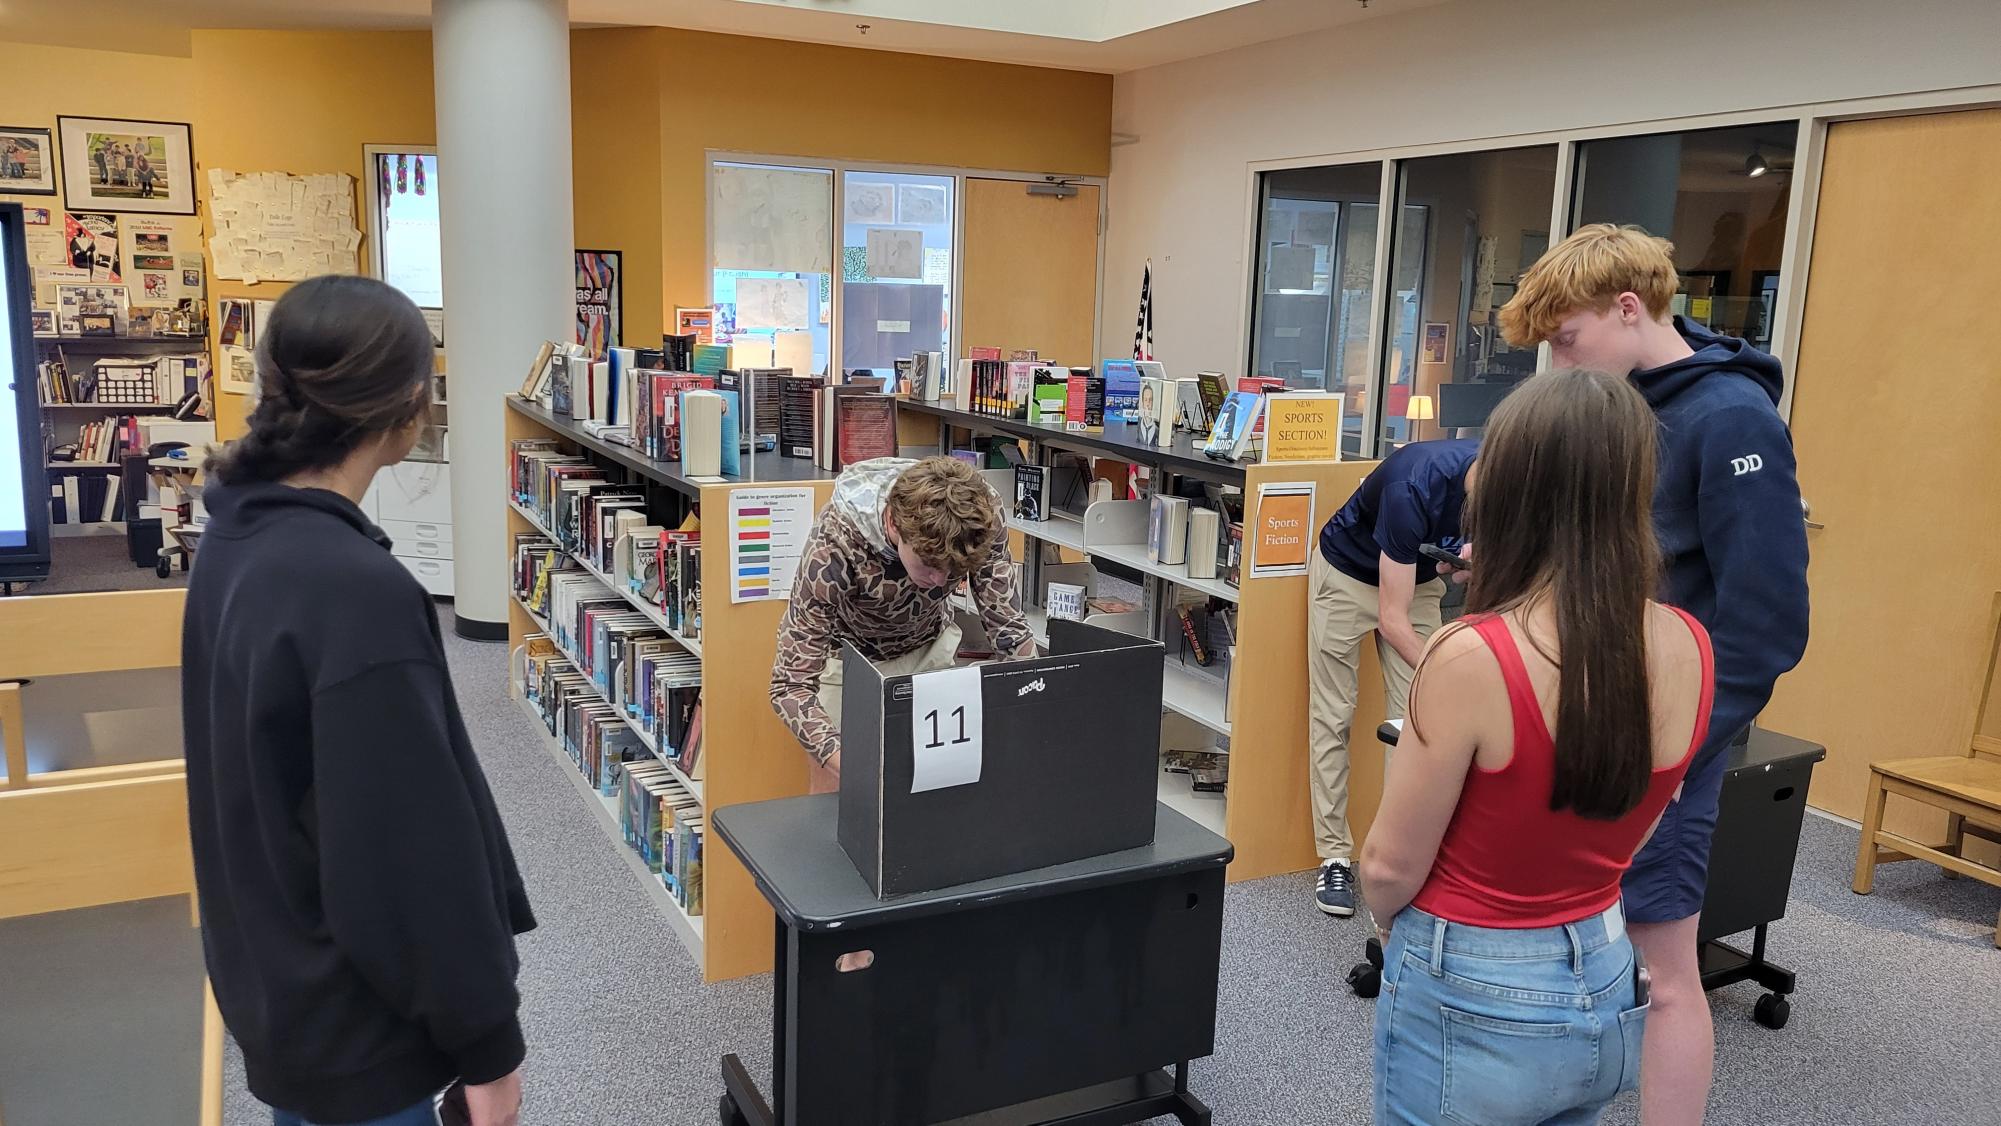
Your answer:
[0,126,57,195]
[55,116,196,215]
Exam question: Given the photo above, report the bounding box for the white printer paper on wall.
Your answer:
[207,169,361,284]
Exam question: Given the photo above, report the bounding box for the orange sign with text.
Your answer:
[1251,487,1314,577]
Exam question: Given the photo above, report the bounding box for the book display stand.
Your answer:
[504,395,837,982]
[898,398,1395,882]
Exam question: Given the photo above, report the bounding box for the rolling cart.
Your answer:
[143,450,205,578]
[1346,723,1825,1032]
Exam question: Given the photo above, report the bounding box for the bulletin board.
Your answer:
[205,169,362,284]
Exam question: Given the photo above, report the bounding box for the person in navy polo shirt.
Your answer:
[1307,437,1478,917]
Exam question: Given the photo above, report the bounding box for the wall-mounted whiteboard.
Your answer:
[207,169,362,284]
[711,164,832,275]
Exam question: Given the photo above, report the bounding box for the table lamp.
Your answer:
[1405,394,1434,443]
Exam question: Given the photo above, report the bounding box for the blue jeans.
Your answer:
[1375,905,1648,1125]
[272,1096,440,1126]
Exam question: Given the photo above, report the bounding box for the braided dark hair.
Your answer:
[205,275,435,485]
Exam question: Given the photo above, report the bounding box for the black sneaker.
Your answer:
[1316,860,1356,917]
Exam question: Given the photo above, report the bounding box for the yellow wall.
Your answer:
[189,30,438,438]
[572,27,1113,345]
[0,42,205,335]
[9,27,1111,433]
[570,30,667,345]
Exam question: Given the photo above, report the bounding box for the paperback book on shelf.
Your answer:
[777,372,824,458]
[1187,507,1221,579]
[1148,493,1190,566]
[835,393,898,470]
[1138,375,1177,448]
[679,389,726,477]
[1064,370,1105,434]
[1013,463,1049,522]
[1201,391,1265,462]
[1194,373,1230,429]
[1100,359,1140,421]
[1028,364,1068,424]
[1236,375,1286,441]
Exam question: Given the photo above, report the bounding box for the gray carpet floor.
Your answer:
[22,528,189,595]
[218,622,2001,1125]
[19,545,1998,1125]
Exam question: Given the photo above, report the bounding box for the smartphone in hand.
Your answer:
[1420,543,1470,573]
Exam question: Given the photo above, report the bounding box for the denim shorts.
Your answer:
[1375,904,1649,1125]
[272,1096,441,1126]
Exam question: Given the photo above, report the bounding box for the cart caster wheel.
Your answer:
[155,557,172,578]
[1346,935,1385,997]
[1346,962,1381,998]
[1753,992,1791,1029]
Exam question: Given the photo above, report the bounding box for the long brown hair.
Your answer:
[205,275,434,485]
[1461,368,1662,819]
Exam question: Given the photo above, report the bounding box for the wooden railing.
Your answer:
[0,588,220,1125]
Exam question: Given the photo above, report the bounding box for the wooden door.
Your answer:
[959,178,1099,362]
[1761,109,2001,836]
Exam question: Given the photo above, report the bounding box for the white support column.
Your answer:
[433,0,574,638]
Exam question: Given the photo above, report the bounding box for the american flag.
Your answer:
[1133,260,1153,361]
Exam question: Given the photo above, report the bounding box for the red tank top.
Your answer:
[1410,608,1714,928]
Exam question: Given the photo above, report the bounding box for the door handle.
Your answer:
[1801,498,1824,530]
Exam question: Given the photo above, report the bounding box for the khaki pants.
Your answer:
[808,620,963,794]
[1307,551,1443,860]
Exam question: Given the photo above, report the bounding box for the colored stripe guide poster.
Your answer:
[728,487,815,603]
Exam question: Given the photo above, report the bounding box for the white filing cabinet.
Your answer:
[359,460,453,597]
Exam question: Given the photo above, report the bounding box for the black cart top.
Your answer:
[1374,721,1826,776]
[1726,728,1826,773]
[712,795,1234,931]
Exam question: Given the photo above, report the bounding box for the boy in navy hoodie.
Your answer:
[1499,224,1809,1126]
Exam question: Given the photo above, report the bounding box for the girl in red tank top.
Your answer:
[1360,370,1715,1125]
[1410,608,1711,928]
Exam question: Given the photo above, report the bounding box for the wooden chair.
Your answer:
[1852,592,2001,946]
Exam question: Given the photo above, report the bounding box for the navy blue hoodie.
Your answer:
[1634,318,1810,763]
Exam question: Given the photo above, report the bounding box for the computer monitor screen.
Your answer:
[1,202,52,578]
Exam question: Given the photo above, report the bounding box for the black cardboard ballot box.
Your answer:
[839,619,1164,897]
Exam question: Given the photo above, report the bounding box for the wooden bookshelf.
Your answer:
[904,399,1391,882]
[503,397,835,982]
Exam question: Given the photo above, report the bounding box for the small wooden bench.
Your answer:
[1852,594,2001,946]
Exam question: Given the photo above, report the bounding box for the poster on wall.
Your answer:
[865,228,923,280]
[845,181,893,224]
[176,252,204,300]
[896,184,948,225]
[734,277,810,331]
[129,218,177,272]
[0,126,57,195]
[1421,322,1450,364]
[64,212,121,283]
[575,249,621,356]
[55,116,196,215]
[675,306,714,345]
[728,487,815,603]
[21,206,64,268]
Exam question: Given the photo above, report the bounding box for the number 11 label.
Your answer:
[909,664,984,793]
